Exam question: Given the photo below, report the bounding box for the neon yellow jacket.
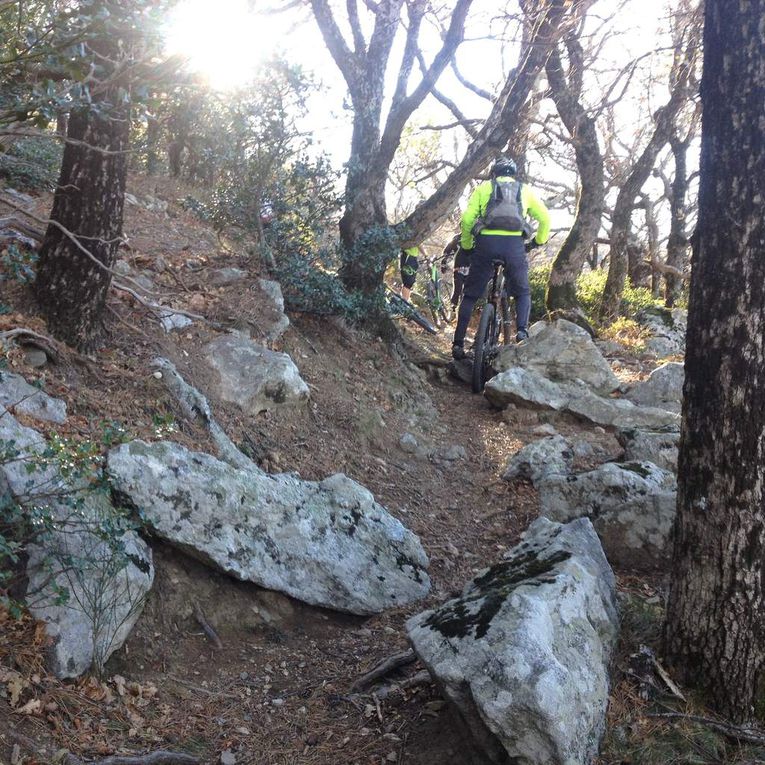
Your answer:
[460,177,551,250]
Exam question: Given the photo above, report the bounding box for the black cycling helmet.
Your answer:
[491,156,517,177]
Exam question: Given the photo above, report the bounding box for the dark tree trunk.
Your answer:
[545,37,604,313]
[664,0,765,722]
[664,134,691,306]
[34,100,129,351]
[145,114,160,176]
[55,111,69,137]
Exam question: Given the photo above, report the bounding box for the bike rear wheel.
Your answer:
[472,302,499,393]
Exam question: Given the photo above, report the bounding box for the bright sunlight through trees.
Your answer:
[164,0,276,90]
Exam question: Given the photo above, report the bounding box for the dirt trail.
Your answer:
[0,176,622,765]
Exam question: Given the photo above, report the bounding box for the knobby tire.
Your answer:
[472,302,497,393]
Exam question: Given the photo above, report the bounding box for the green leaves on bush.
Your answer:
[0,136,62,191]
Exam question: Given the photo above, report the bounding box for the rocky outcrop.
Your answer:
[502,435,573,485]
[618,427,680,473]
[538,461,677,569]
[635,307,687,357]
[203,334,309,414]
[107,440,430,615]
[407,517,619,765]
[625,362,684,413]
[0,408,153,678]
[485,367,680,430]
[494,319,620,394]
[0,371,67,423]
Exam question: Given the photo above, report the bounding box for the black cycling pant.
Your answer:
[400,251,418,289]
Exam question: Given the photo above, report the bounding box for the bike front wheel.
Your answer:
[472,302,499,393]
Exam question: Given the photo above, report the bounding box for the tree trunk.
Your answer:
[664,134,691,306]
[34,101,129,351]
[599,14,698,320]
[545,38,604,313]
[145,114,160,176]
[664,0,765,722]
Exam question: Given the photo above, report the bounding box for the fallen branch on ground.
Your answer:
[351,649,416,692]
[647,712,765,746]
[193,600,223,649]
[63,750,199,765]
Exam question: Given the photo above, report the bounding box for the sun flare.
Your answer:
[164,0,276,91]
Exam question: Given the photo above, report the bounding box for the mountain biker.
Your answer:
[400,245,420,302]
[451,156,550,360]
[440,232,471,309]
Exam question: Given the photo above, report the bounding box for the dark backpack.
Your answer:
[482,178,524,231]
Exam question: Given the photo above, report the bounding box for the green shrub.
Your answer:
[274,248,363,319]
[0,136,62,191]
[528,263,552,322]
[1,243,38,283]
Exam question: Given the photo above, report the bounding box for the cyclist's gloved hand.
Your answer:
[525,238,540,253]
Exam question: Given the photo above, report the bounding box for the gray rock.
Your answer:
[107,440,430,615]
[0,409,152,678]
[485,367,570,411]
[485,368,680,430]
[626,362,684,413]
[434,444,467,462]
[532,423,558,436]
[399,432,419,454]
[158,309,194,333]
[566,387,681,430]
[256,279,290,342]
[407,517,618,765]
[636,307,687,357]
[204,334,309,414]
[494,319,620,394]
[538,461,677,569]
[572,440,596,459]
[210,267,248,286]
[113,259,133,276]
[618,428,680,473]
[0,370,67,423]
[502,435,573,485]
[24,348,48,368]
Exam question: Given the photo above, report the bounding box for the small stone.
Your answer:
[399,432,419,454]
[235,727,251,736]
[532,424,557,436]
[271,697,285,706]
[24,348,48,368]
[152,371,163,379]
[220,750,236,765]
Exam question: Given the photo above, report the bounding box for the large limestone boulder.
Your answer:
[485,367,680,430]
[625,362,684,413]
[618,427,680,473]
[502,435,574,485]
[407,517,619,765]
[107,440,430,615]
[0,370,67,423]
[538,461,677,569]
[635,307,687,357]
[494,319,620,394]
[0,409,153,678]
[204,333,309,414]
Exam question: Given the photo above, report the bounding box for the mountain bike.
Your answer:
[423,255,454,329]
[472,259,512,393]
[386,287,438,334]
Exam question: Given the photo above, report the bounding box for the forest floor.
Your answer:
[2,175,763,765]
